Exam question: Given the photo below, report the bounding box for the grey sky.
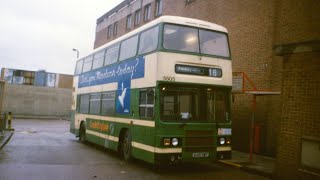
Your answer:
[0,0,122,75]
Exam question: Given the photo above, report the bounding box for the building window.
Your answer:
[144,4,151,22]
[134,9,141,26]
[107,25,113,38]
[155,0,162,17]
[126,14,132,30]
[113,22,118,36]
[185,0,195,5]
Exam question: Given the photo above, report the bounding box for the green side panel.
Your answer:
[131,125,155,163]
[84,117,134,151]
[102,139,118,151]
[130,89,139,119]
[86,133,100,145]
[86,118,106,145]
[86,118,102,131]
[130,88,156,163]
[133,125,155,148]
[132,147,154,164]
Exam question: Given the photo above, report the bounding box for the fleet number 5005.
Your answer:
[163,76,175,81]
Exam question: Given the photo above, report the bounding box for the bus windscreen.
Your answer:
[163,24,230,58]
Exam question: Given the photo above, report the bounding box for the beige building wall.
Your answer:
[3,84,72,119]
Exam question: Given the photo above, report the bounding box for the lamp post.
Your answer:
[72,48,79,59]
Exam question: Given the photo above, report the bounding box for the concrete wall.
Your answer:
[2,84,72,119]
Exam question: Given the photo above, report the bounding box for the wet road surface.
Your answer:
[0,119,270,180]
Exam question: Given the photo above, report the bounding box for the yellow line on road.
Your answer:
[219,160,243,168]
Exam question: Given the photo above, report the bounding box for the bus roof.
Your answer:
[80,16,228,59]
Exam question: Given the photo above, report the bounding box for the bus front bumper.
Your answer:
[155,148,232,164]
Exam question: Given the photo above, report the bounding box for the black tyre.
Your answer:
[79,123,86,143]
[121,130,132,161]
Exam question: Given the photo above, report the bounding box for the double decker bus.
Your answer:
[70,16,232,166]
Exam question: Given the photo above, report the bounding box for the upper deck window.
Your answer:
[163,24,199,53]
[163,24,230,58]
[82,56,93,73]
[75,59,83,75]
[105,44,120,65]
[92,50,105,70]
[199,29,230,57]
[138,26,159,55]
[119,35,138,61]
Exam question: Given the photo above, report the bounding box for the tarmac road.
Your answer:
[0,119,270,180]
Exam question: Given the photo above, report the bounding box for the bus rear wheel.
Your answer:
[121,130,132,161]
[79,123,86,143]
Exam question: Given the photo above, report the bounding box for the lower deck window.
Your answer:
[79,94,90,114]
[101,92,116,115]
[160,84,230,122]
[139,89,154,118]
[89,93,101,114]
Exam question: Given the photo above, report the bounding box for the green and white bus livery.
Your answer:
[70,16,232,165]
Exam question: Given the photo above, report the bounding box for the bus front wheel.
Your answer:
[121,130,132,161]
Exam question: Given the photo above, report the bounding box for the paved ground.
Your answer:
[219,151,275,178]
[0,130,14,150]
[0,119,270,180]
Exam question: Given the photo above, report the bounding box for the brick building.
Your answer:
[94,0,319,178]
[273,0,320,179]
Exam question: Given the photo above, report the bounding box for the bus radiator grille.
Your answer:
[184,130,215,152]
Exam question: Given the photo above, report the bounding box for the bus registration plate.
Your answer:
[192,152,209,158]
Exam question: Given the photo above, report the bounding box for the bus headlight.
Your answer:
[172,138,179,146]
[219,137,226,145]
